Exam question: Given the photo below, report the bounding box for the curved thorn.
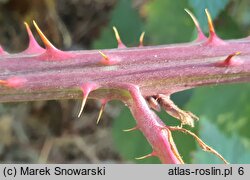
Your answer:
[216,52,242,67]
[78,83,99,118]
[112,26,121,43]
[98,51,109,61]
[204,9,226,45]
[24,22,36,42]
[78,94,88,118]
[112,26,126,48]
[24,22,44,53]
[205,9,215,35]
[135,152,155,160]
[123,126,138,132]
[185,9,199,29]
[225,51,241,64]
[98,50,121,65]
[96,103,106,125]
[184,9,206,41]
[33,20,56,50]
[139,32,145,47]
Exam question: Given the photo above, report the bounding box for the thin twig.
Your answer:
[168,126,229,164]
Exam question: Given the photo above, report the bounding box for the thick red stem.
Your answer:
[126,84,183,163]
[1,22,250,163]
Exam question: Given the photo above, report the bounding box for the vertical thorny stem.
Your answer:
[125,84,183,163]
[1,9,250,163]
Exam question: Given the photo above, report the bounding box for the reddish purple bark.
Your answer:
[1,11,250,163]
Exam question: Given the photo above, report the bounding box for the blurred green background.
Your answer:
[0,0,250,163]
